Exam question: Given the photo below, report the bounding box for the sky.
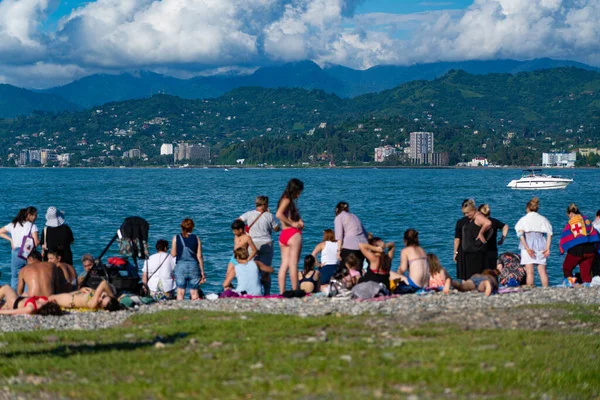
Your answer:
[1,0,599,89]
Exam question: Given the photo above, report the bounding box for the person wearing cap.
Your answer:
[41,207,75,266]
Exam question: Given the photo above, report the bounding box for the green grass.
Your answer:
[1,309,600,399]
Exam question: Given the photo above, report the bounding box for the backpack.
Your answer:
[351,281,387,299]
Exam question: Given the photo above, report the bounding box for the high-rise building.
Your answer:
[409,132,434,164]
[174,143,211,163]
[40,149,58,165]
[19,150,28,165]
[160,143,174,155]
[425,152,449,166]
[542,152,576,167]
[29,150,41,164]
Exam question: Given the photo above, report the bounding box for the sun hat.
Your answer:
[45,206,65,227]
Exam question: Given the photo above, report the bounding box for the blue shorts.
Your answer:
[406,276,422,290]
[229,256,238,266]
[319,264,338,285]
[175,260,201,291]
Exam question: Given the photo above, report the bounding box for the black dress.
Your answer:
[461,219,487,279]
[455,217,469,279]
[484,218,506,270]
[41,225,75,265]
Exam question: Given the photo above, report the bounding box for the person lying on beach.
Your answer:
[48,280,121,311]
[47,249,77,291]
[17,251,66,297]
[452,270,498,296]
[427,253,451,294]
[0,284,64,316]
[222,247,273,296]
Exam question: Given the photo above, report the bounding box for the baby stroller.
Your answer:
[80,216,150,295]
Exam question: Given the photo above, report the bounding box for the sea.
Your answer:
[0,167,597,291]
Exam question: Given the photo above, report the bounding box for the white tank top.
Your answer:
[321,241,338,266]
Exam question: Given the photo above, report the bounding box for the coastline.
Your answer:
[0,165,594,170]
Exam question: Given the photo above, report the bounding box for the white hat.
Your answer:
[45,206,65,228]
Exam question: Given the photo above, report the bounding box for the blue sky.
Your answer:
[356,0,473,14]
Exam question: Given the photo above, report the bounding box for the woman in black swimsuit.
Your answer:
[298,255,320,294]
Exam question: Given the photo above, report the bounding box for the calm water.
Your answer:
[0,167,596,291]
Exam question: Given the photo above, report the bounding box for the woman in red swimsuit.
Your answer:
[276,178,304,294]
[0,285,63,316]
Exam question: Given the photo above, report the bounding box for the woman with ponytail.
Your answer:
[276,178,305,294]
[0,207,39,289]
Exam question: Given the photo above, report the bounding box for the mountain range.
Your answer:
[0,58,598,118]
[2,67,599,167]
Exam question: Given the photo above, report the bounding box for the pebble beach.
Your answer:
[2,287,599,333]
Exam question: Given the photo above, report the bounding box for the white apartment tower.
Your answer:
[160,143,174,155]
[409,132,434,162]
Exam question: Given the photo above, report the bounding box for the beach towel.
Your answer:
[559,215,600,254]
[515,212,553,237]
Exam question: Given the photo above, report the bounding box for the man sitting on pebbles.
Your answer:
[17,250,68,297]
[47,249,77,292]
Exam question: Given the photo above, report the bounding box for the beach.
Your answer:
[2,287,599,333]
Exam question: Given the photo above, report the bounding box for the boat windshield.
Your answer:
[521,169,543,178]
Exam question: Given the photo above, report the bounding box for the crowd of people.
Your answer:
[2,178,600,315]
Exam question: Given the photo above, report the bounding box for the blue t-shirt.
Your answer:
[234,260,263,296]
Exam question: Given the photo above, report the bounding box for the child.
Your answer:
[343,253,361,289]
[298,255,320,294]
[227,220,258,270]
[311,229,339,286]
[427,253,451,294]
[452,269,498,297]
[223,247,273,296]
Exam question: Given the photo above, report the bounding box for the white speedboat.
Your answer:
[507,169,573,190]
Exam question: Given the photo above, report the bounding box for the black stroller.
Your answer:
[80,216,150,296]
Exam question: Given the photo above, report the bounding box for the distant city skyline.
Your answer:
[1,0,599,89]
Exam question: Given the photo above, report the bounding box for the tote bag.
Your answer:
[17,224,35,260]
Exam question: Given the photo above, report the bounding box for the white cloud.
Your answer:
[0,0,52,63]
[1,0,600,88]
[0,62,90,89]
[417,0,600,64]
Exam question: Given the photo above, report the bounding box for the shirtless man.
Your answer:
[226,220,258,269]
[47,249,77,291]
[17,251,64,297]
